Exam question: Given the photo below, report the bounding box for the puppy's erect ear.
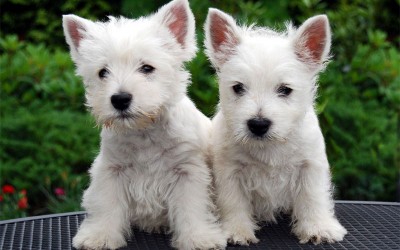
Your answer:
[62,14,93,59]
[204,8,241,69]
[155,0,197,61]
[292,15,331,70]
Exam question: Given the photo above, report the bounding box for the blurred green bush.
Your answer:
[0,0,399,219]
[0,0,122,47]
[0,36,98,216]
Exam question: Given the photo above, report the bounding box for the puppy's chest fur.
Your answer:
[233,143,304,221]
[100,127,198,230]
[106,130,182,170]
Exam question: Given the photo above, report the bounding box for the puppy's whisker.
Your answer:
[242,134,250,145]
[103,117,115,129]
[235,132,251,145]
[133,107,161,123]
[269,132,287,142]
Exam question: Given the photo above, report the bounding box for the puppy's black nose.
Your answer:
[247,118,271,137]
[111,92,132,111]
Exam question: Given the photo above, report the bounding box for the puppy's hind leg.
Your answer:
[168,162,227,250]
[73,158,131,250]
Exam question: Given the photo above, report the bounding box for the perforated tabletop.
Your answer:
[1,201,399,249]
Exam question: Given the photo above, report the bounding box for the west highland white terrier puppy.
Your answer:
[204,9,347,245]
[62,0,226,249]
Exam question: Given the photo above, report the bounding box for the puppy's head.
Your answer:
[205,9,331,145]
[63,0,196,130]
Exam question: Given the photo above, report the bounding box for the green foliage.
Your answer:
[0,185,28,220]
[319,32,399,201]
[187,50,219,116]
[121,0,169,19]
[44,173,89,214]
[0,103,97,215]
[0,37,98,216]
[0,0,399,220]
[0,0,121,48]
[0,35,85,111]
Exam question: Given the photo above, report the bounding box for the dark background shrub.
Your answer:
[0,0,398,219]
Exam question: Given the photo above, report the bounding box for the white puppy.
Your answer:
[63,0,226,249]
[205,8,347,245]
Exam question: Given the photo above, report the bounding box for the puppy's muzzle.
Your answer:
[247,118,271,137]
[111,92,132,111]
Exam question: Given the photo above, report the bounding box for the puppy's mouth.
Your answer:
[250,133,286,142]
[103,109,160,129]
[234,131,287,145]
[116,112,136,120]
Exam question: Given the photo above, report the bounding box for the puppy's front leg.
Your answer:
[73,158,131,250]
[168,163,227,250]
[215,160,259,246]
[291,159,347,244]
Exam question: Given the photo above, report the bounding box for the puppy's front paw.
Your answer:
[227,229,259,246]
[173,225,227,250]
[224,222,259,246]
[73,223,127,250]
[293,217,347,245]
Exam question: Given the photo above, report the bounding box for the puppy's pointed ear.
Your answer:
[293,15,331,70]
[62,14,93,59]
[204,8,241,69]
[155,0,196,60]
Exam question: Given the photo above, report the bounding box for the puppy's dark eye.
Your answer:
[140,64,155,74]
[98,68,109,79]
[277,84,292,97]
[232,82,245,95]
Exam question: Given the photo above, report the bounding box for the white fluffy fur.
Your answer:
[63,1,226,249]
[205,9,347,245]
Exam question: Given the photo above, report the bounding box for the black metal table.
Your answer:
[1,201,399,249]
